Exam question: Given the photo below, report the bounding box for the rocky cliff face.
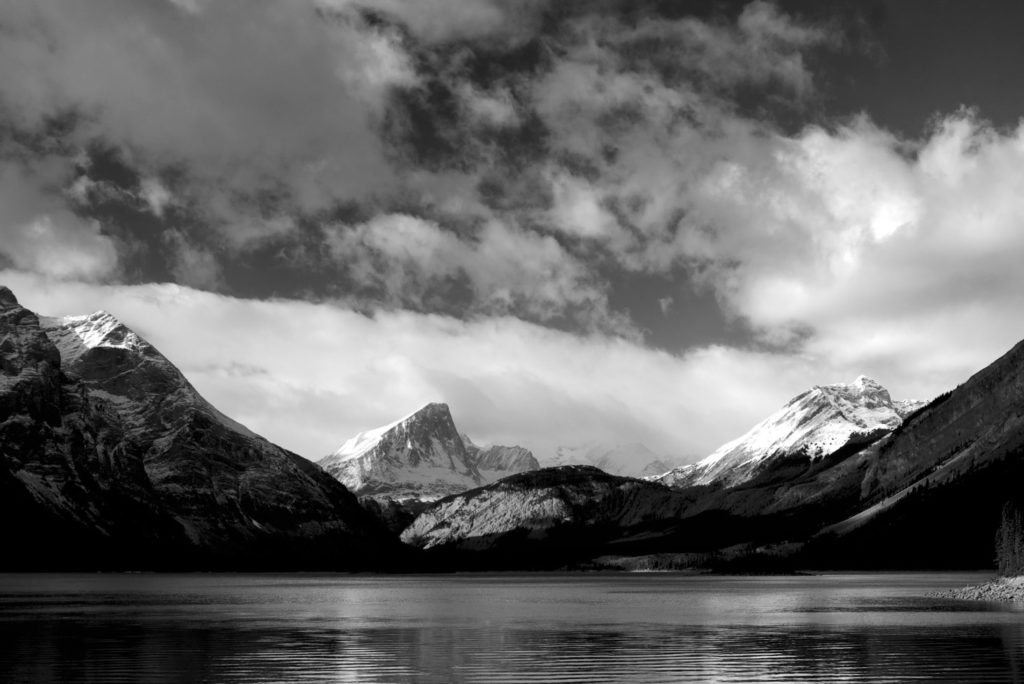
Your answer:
[0,287,396,570]
[0,287,179,566]
[658,376,925,489]
[320,404,538,500]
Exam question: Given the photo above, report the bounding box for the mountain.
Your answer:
[397,376,954,570]
[400,465,696,566]
[319,403,482,500]
[0,287,397,570]
[463,434,540,481]
[657,376,925,489]
[800,338,1024,568]
[544,442,675,478]
[320,403,538,501]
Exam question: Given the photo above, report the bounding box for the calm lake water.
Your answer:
[0,572,1021,682]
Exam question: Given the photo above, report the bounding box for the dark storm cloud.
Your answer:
[0,0,843,341]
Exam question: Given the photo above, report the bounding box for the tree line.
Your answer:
[997,501,1024,576]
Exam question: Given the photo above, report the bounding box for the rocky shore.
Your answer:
[936,576,1024,602]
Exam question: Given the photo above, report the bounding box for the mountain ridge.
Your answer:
[0,287,399,570]
[657,376,925,489]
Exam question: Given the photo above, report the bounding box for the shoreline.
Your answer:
[936,575,1024,602]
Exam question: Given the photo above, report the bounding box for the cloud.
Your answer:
[139,178,174,218]
[0,0,407,211]
[0,159,119,281]
[524,4,835,276]
[0,0,841,335]
[317,0,552,44]
[5,0,1024,464]
[3,270,844,462]
[163,229,223,290]
[324,213,632,333]
[166,0,206,15]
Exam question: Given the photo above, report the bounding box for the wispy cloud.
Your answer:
[2,271,831,460]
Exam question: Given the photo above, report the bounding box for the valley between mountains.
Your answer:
[4,284,1023,572]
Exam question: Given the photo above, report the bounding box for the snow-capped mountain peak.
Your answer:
[320,403,539,501]
[39,309,257,440]
[319,402,482,500]
[40,311,149,365]
[658,376,926,489]
[332,403,453,462]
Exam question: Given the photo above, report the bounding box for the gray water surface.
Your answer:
[0,572,1020,682]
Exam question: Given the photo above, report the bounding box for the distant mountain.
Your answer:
[319,403,537,501]
[0,287,396,570]
[544,442,675,478]
[462,435,540,481]
[657,376,925,489]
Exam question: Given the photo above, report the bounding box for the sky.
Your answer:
[4,0,1024,462]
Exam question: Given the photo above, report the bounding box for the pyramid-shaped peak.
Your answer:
[0,286,18,308]
[397,402,459,435]
[395,402,454,428]
[327,402,456,461]
[410,402,451,418]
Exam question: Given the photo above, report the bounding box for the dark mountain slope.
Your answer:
[0,287,401,570]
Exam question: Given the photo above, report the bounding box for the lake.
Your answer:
[0,572,1021,682]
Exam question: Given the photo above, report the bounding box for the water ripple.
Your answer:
[1,572,1021,683]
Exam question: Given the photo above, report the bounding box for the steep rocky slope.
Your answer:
[0,288,179,566]
[800,337,1024,567]
[0,287,397,570]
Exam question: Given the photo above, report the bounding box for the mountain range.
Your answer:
[7,283,1024,573]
